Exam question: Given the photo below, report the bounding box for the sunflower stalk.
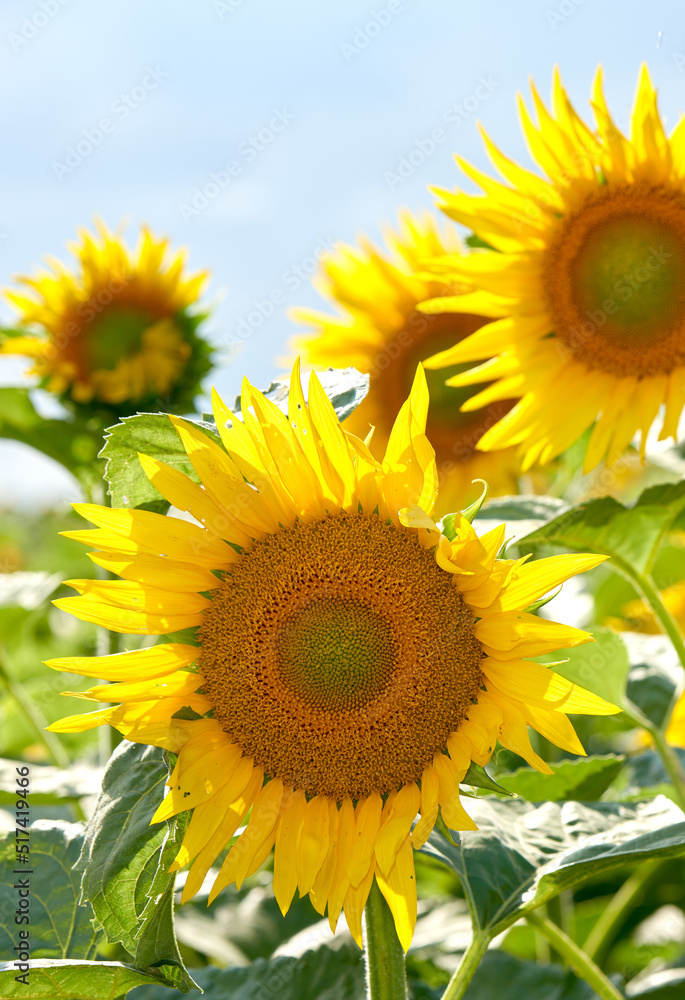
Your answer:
[525,912,624,1000]
[363,880,408,1000]
[583,858,662,965]
[625,572,685,812]
[440,930,492,1000]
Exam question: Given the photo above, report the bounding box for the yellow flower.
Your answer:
[291,211,521,514]
[46,359,618,951]
[2,220,210,410]
[664,691,685,748]
[423,65,685,473]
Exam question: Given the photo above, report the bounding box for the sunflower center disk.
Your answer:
[277,597,396,712]
[86,306,153,371]
[546,188,685,376]
[199,512,485,801]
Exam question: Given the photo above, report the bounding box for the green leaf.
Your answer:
[474,495,570,548]
[100,413,220,510]
[623,633,682,731]
[497,755,625,802]
[0,760,102,806]
[0,822,99,960]
[127,943,365,1000]
[0,387,102,490]
[0,960,166,999]
[622,748,685,800]
[515,481,685,578]
[75,741,196,992]
[421,795,685,937]
[462,949,603,999]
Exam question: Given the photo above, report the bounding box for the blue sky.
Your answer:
[0,0,683,507]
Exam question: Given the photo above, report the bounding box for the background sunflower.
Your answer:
[291,211,523,514]
[1,219,212,416]
[423,65,685,474]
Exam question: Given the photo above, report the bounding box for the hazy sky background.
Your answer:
[1,0,683,507]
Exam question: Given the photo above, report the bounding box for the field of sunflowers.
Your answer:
[2,5,685,999]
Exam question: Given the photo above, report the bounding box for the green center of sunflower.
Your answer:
[572,213,685,339]
[545,187,685,376]
[86,306,154,370]
[276,596,396,711]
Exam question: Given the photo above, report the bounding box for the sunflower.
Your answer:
[423,65,685,473]
[1,220,211,412]
[46,359,618,950]
[290,211,521,514]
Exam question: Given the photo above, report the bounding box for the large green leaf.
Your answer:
[421,795,685,938]
[475,495,570,547]
[498,755,625,802]
[99,413,220,511]
[514,481,685,578]
[75,741,196,992]
[622,748,685,800]
[0,387,102,491]
[0,960,166,999]
[127,943,364,1000]
[623,633,682,731]
[0,822,99,961]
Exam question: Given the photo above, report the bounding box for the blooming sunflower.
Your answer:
[1,220,211,412]
[290,211,521,514]
[46,359,618,950]
[423,65,685,473]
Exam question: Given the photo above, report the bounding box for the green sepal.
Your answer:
[461,479,489,524]
[435,810,460,847]
[524,585,562,614]
[461,762,517,797]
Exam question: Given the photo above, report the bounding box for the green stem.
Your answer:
[583,859,661,965]
[636,573,685,677]
[622,570,685,812]
[651,727,685,813]
[526,912,623,1000]
[0,655,70,768]
[440,930,491,1000]
[363,879,408,1000]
